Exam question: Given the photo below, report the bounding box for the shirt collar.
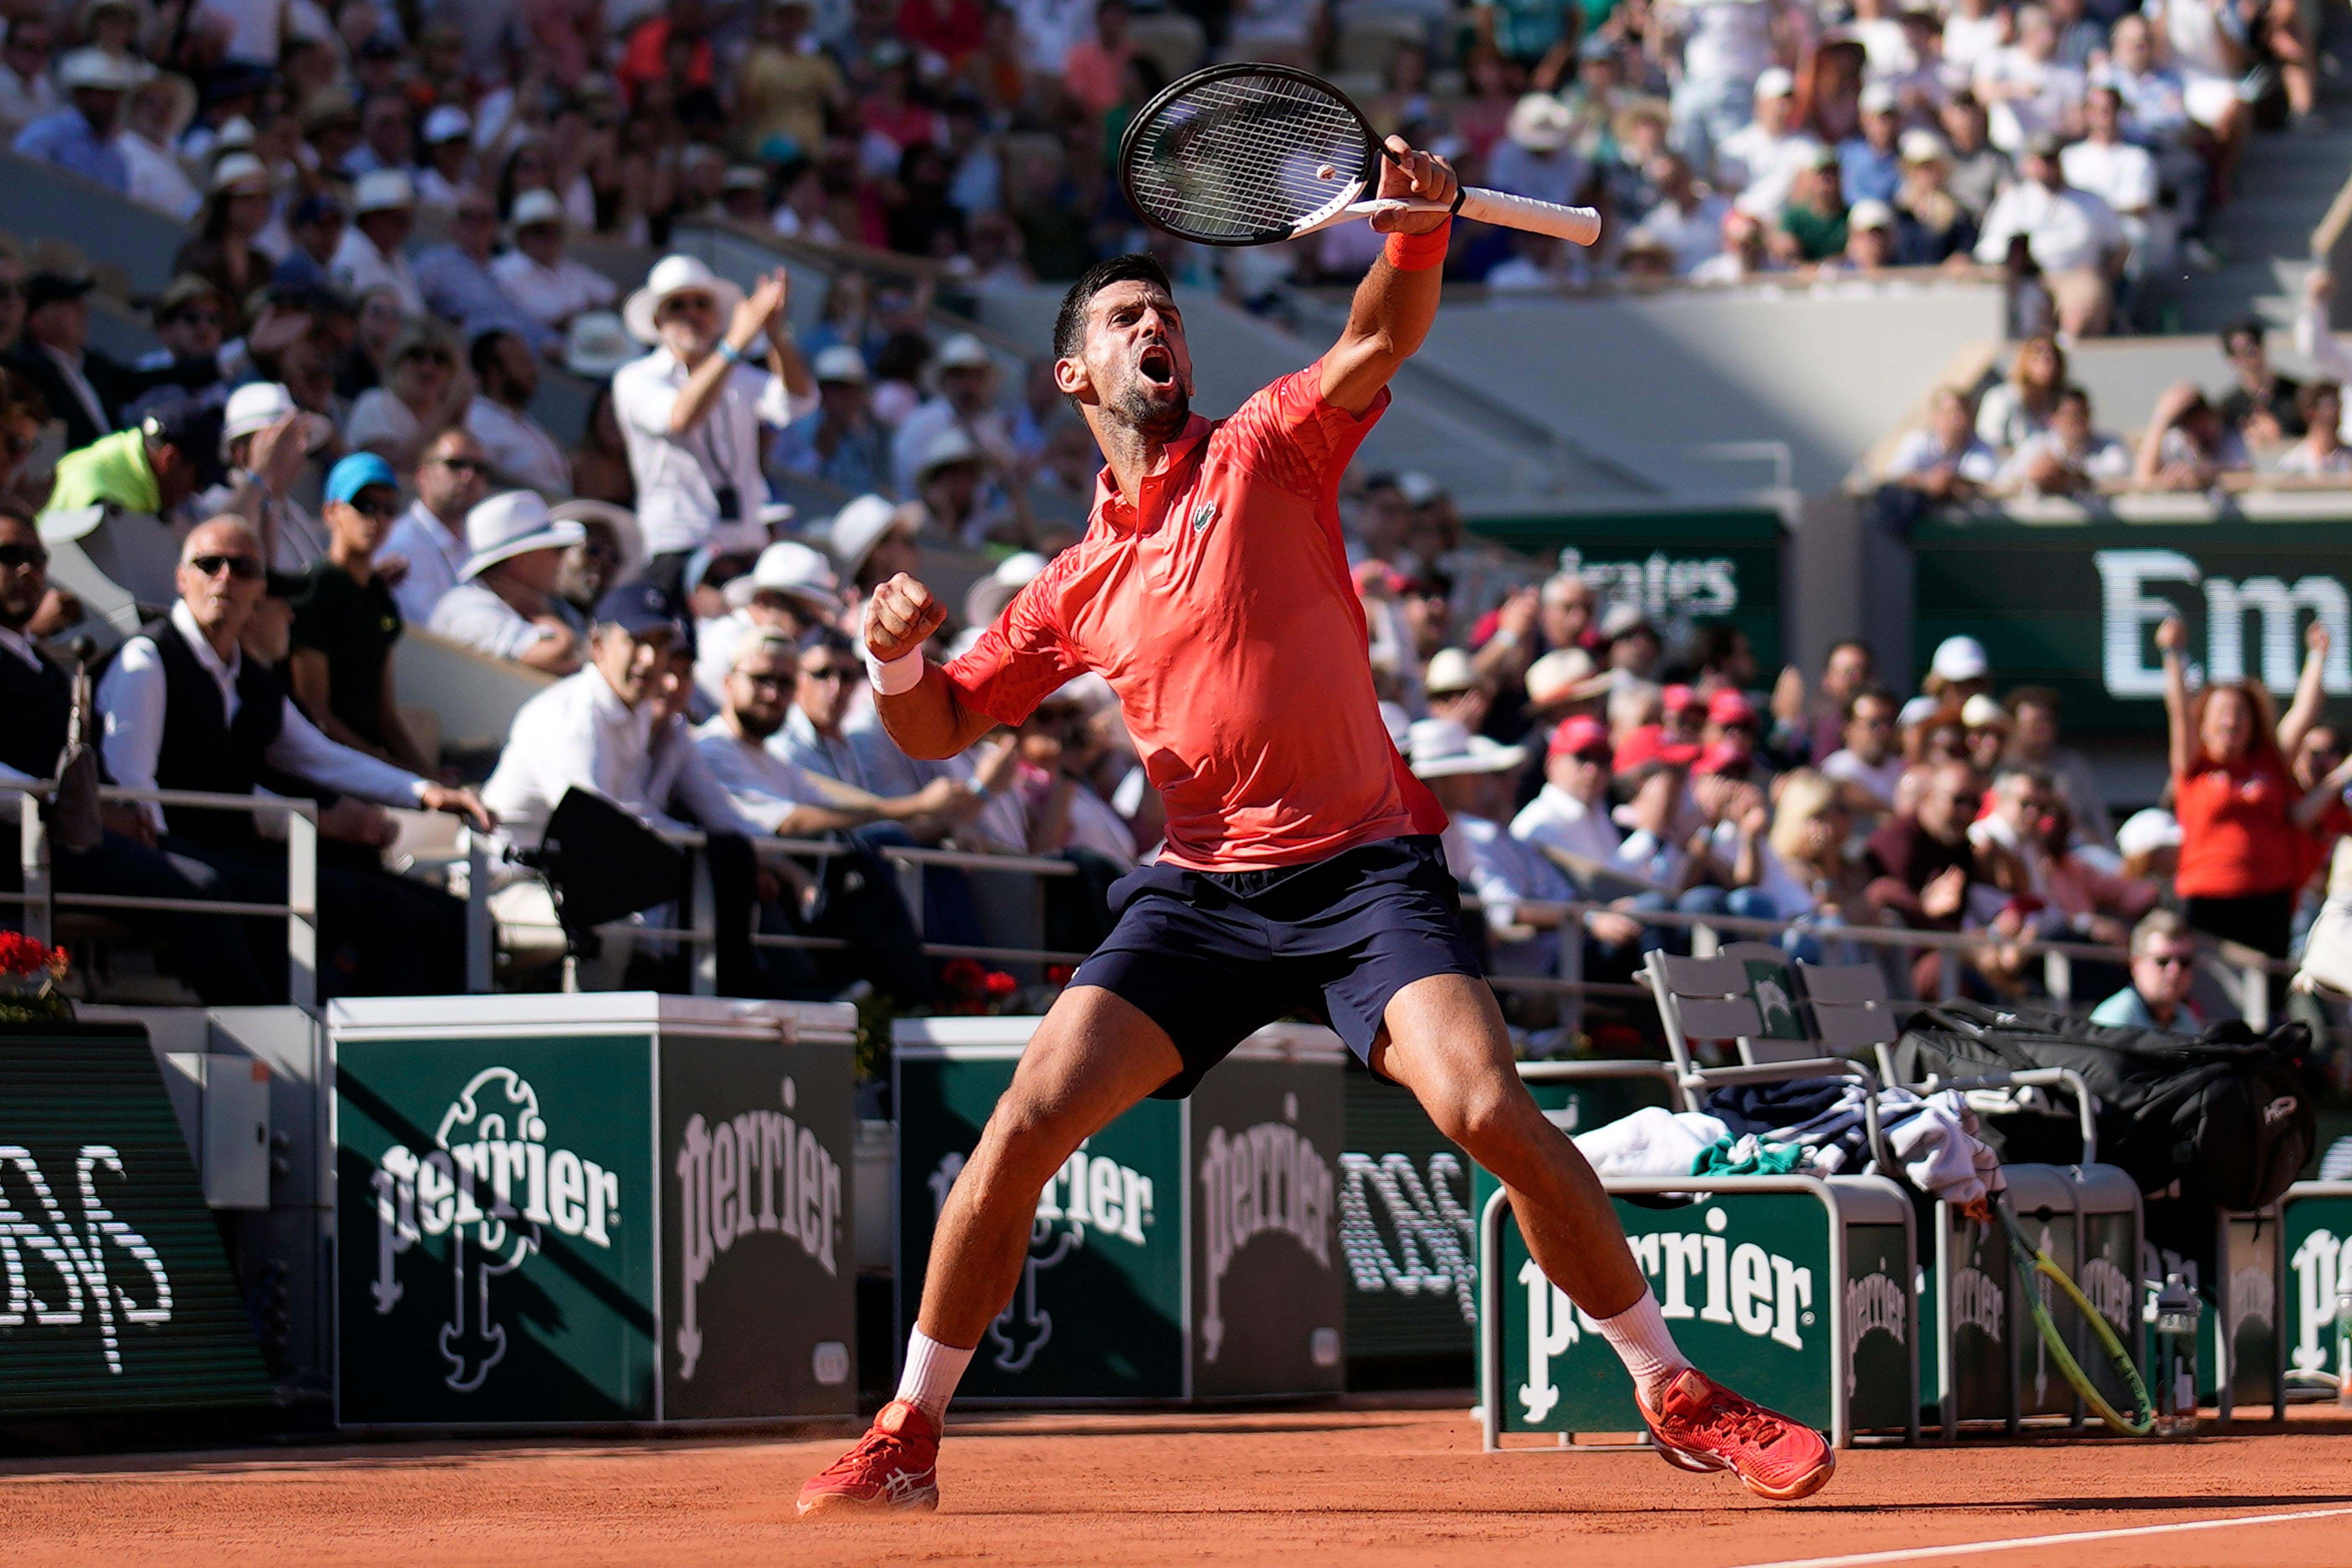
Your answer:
[170,598,240,683]
[0,623,40,671]
[407,498,467,555]
[1090,413,1212,531]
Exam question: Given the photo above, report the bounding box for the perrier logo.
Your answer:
[368,1067,621,1393]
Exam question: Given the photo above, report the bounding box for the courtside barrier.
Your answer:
[1477,1169,1919,1451]
[2283,1181,2352,1402]
[893,1016,1346,1402]
[10,783,322,1005]
[328,993,858,1427]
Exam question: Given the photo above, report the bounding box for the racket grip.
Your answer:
[1454,187,1602,246]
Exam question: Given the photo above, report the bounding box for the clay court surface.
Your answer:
[5,1405,2350,1568]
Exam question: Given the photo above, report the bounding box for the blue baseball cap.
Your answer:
[325,451,398,506]
[593,578,686,640]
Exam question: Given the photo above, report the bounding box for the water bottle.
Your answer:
[2150,1274,2200,1438]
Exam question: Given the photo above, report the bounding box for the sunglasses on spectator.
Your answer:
[170,309,224,327]
[404,349,454,367]
[1568,747,1610,765]
[188,553,265,580]
[2143,952,2195,969]
[432,455,491,475]
[660,293,717,320]
[733,671,791,691]
[0,541,49,570]
[801,664,858,683]
[343,495,401,520]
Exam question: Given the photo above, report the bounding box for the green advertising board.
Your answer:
[1465,508,1785,666]
[895,1018,1346,1401]
[1478,1175,1914,1449]
[1913,501,2352,732]
[331,994,857,1426]
[2283,1182,2352,1395]
[0,1021,273,1417]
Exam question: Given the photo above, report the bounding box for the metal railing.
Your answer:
[1478,894,2298,1039]
[8,782,320,1006]
[460,827,1090,997]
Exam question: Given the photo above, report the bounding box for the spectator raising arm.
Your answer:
[2297,271,2352,382]
[2277,620,2333,762]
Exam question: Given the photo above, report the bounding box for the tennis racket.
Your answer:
[1118,62,1603,249]
[1998,1202,2154,1437]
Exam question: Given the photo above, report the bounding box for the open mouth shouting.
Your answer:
[1137,342,1176,387]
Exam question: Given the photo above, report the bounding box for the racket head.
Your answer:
[1118,62,1385,246]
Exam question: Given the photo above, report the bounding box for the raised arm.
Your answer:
[864,572,1001,760]
[2157,614,2192,779]
[1318,139,1462,417]
[2277,619,2331,758]
[671,270,790,436]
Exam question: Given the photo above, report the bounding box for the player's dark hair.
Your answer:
[1052,253,1174,364]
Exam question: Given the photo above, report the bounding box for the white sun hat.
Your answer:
[622,253,745,345]
[1407,717,1527,777]
[460,490,587,580]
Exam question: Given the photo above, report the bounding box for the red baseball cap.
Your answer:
[1548,714,1610,759]
[1615,725,1700,772]
[1696,738,1751,775]
[1661,682,1697,713]
[1707,688,1758,728]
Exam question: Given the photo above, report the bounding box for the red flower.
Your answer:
[981,970,1017,999]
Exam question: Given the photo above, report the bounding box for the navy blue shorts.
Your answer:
[1068,834,1482,1099]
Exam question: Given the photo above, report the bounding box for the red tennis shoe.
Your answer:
[797,1399,941,1517]
[1636,1367,1835,1501]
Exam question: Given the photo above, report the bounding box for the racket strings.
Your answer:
[1125,70,1372,241]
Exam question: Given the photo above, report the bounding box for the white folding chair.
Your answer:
[1641,949,1895,1170]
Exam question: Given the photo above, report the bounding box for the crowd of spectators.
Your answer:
[1386,562,2352,1034]
[1879,288,2352,501]
[0,0,2326,333]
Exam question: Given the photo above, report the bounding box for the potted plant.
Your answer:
[0,932,72,1023]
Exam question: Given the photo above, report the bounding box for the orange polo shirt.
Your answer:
[944,367,1444,871]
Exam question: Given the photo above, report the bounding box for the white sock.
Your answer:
[1593,1291,1690,1402]
[895,1328,975,1424]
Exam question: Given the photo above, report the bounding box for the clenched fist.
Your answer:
[865,573,947,663]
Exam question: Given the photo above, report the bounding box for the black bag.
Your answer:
[1888,999,2316,1210]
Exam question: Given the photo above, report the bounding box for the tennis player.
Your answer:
[799,141,1835,1515]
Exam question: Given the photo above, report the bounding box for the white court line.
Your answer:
[1722,1503,2352,1568]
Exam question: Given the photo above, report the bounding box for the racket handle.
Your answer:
[1454,187,1602,246]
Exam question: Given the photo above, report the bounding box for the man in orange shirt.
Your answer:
[798,140,1835,1516]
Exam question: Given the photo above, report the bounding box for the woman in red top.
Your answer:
[2159,616,2335,962]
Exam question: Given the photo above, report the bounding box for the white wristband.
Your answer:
[867,647,925,696]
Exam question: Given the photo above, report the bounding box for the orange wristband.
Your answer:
[1385,221,1452,271]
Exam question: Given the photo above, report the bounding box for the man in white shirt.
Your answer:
[1818,686,1906,812]
[95,518,491,994]
[1972,5,2085,155]
[2060,86,2161,276]
[1999,384,2132,492]
[489,188,618,330]
[428,490,588,671]
[1488,95,1595,213]
[480,580,763,855]
[464,327,571,495]
[331,168,425,316]
[0,18,59,135]
[1509,714,1670,971]
[695,631,964,835]
[1658,0,1783,168]
[1408,718,1568,982]
[1638,154,1731,275]
[889,333,1020,500]
[1884,386,2001,498]
[379,427,492,625]
[611,254,816,589]
[1717,67,1821,219]
[1973,134,2124,336]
